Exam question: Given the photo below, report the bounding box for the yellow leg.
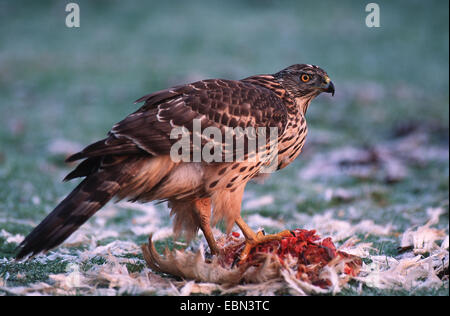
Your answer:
[193,198,221,255]
[235,216,292,263]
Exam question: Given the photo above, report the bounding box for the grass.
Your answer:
[0,0,448,295]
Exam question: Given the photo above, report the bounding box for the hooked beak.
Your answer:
[321,76,335,96]
[325,81,335,96]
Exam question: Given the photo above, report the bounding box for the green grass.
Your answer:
[0,259,69,287]
[0,0,448,295]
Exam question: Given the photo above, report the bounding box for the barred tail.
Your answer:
[15,170,120,260]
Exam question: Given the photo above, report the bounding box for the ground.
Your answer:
[0,1,448,295]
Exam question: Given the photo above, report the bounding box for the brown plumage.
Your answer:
[16,64,334,260]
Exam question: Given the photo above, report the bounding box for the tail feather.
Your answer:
[15,170,120,260]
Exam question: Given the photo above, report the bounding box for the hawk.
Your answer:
[16,64,335,261]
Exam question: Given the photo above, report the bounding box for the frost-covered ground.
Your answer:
[0,1,448,295]
[1,131,448,296]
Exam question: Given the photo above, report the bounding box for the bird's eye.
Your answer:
[300,74,310,83]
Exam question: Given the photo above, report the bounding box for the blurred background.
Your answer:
[0,0,448,294]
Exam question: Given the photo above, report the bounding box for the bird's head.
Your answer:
[274,64,335,99]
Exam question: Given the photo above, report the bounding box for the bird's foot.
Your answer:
[238,229,293,264]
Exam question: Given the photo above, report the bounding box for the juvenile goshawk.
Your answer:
[16,64,335,260]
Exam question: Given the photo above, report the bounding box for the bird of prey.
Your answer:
[16,64,335,261]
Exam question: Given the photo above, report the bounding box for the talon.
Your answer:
[256,230,265,238]
[231,255,240,268]
[238,229,293,265]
